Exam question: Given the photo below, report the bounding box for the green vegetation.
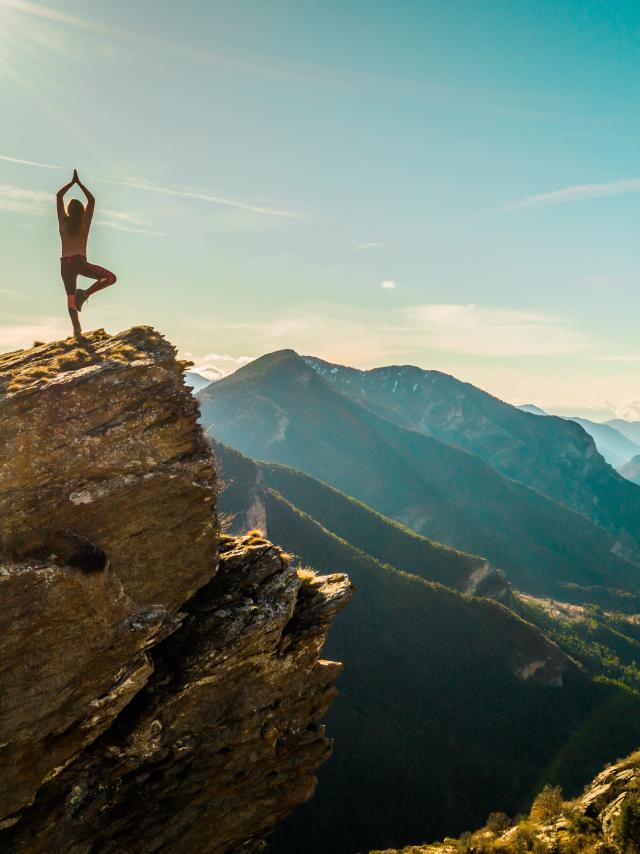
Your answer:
[517,597,640,692]
[264,489,640,854]
[260,461,507,595]
[211,443,640,854]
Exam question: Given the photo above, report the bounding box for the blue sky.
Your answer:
[1,0,640,418]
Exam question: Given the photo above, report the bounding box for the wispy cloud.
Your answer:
[381,280,397,290]
[0,184,51,213]
[0,287,24,300]
[0,152,302,220]
[225,303,588,362]
[401,304,588,356]
[182,351,254,381]
[0,317,69,352]
[614,399,640,420]
[101,209,147,225]
[355,242,386,250]
[0,153,62,170]
[508,178,640,210]
[99,177,302,221]
[0,184,161,234]
[96,208,165,236]
[95,219,165,237]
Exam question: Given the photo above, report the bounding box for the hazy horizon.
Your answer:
[2,0,640,420]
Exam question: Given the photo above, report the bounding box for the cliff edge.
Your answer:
[0,327,352,853]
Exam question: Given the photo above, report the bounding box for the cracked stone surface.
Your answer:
[0,328,352,853]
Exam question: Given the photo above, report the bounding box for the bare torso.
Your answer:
[59,216,90,258]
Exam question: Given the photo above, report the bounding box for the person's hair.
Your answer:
[66,198,85,235]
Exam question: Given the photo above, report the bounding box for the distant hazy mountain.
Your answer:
[567,417,640,467]
[303,356,640,558]
[518,403,547,415]
[213,440,640,854]
[184,371,212,393]
[520,407,640,468]
[199,350,640,604]
[619,455,640,486]
[607,418,640,445]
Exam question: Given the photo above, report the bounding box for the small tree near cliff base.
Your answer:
[529,784,564,823]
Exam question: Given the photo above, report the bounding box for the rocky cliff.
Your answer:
[0,327,352,853]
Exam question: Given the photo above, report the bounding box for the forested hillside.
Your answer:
[213,441,640,854]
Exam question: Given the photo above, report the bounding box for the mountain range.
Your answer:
[196,351,640,851]
[303,356,640,549]
[565,416,640,469]
[620,455,640,486]
[516,404,640,473]
[198,350,640,605]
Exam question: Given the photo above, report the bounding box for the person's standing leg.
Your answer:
[60,257,82,336]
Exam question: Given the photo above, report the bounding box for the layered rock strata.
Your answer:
[0,328,351,852]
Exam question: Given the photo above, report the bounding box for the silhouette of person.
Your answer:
[56,170,117,337]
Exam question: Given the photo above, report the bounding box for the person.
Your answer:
[56,170,117,336]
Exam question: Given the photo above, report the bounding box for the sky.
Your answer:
[1,0,640,419]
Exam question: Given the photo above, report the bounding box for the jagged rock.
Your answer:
[0,327,218,610]
[0,558,177,824]
[0,329,352,852]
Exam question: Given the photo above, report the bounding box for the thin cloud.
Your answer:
[95,219,165,237]
[614,399,640,420]
[403,304,588,356]
[0,153,62,170]
[381,280,397,290]
[0,287,24,300]
[355,242,386,250]
[226,303,588,361]
[0,184,51,213]
[508,178,640,210]
[0,153,302,220]
[101,209,147,226]
[182,351,254,381]
[0,184,161,234]
[99,177,302,221]
[0,317,69,352]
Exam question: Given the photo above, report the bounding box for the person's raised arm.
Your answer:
[56,176,75,223]
[74,169,95,223]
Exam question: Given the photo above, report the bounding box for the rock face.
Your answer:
[0,328,351,852]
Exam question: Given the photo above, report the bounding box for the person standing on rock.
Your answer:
[57,170,117,337]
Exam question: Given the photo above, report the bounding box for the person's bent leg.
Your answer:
[78,259,117,299]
